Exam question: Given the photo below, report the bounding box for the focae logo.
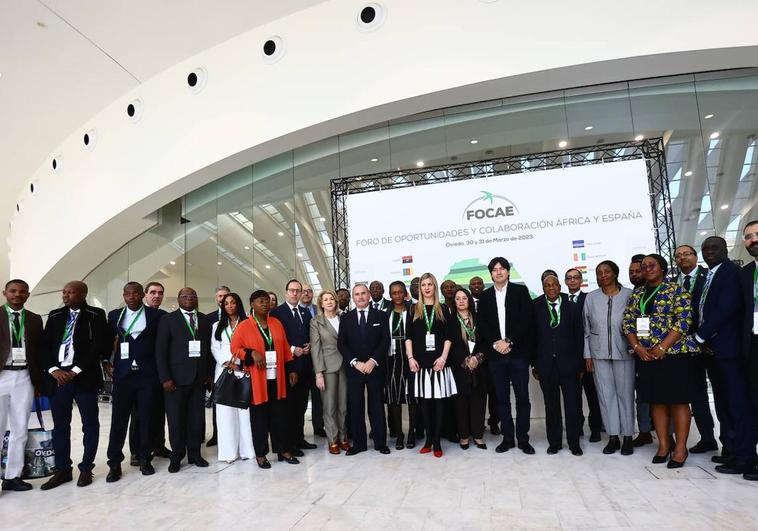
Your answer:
[462,190,519,221]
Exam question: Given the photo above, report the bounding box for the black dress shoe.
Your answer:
[589,432,601,443]
[168,461,181,473]
[632,432,653,447]
[129,454,140,467]
[490,424,501,436]
[345,447,365,456]
[476,442,488,450]
[106,467,122,483]
[460,442,470,450]
[256,458,271,469]
[620,436,634,456]
[603,436,620,455]
[77,470,93,487]
[652,453,670,464]
[292,449,305,457]
[570,446,583,456]
[314,428,327,438]
[153,446,172,458]
[495,439,515,453]
[396,434,405,450]
[518,441,535,455]
[299,440,317,450]
[712,454,732,464]
[277,454,300,464]
[40,469,73,491]
[689,440,718,454]
[547,446,561,455]
[716,463,750,475]
[140,461,155,476]
[376,447,391,454]
[189,456,209,467]
[406,437,416,449]
[1,477,33,491]
[206,436,218,447]
[742,466,758,481]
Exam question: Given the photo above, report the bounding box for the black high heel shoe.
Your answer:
[395,434,405,451]
[667,451,688,469]
[277,454,300,464]
[652,450,671,464]
[459,440,470,450]
[406,436,416,449]
[256,457,271,469]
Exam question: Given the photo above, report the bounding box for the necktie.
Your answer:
[62,310,78,362]
[683,275,691,291]
[373,302,378,310]
[698,270,715,326]
[569,295,576,303]
[187,311,196,332]
[359,310,367,334]
[11,312,21,349]
[292,307,302,326]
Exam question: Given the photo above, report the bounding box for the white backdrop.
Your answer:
[346,158,656,295]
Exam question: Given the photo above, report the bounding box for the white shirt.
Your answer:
[49,308,82,375]
[120,306,147,339]
[327,315,340,333]
[210,321,240,382]
[351,307,378,367]
[494,282,508,339]
[546,297,561,318]
[568,291,582,303]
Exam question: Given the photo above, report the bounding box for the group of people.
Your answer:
[1,220,757,492]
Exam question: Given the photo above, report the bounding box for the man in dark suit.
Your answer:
[270,279,316,453]
[203,285,229,449]
[565,268,602,443]
[674,245,720,454]
[368,281,391,312]
[740,220,758,481]
[155,287,212,472]
[0,279,44,492]
[478,257,535,454]
[533,275,584,455]
[338,283,390,455]
[469,275,500,436]
[693,237,756,476]
[40,281,109,490]
[103,282,163,482]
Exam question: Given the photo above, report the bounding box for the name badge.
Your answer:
[636,317,651,338]
[467,340,476,354]
[753,311,758,335]
[11,347,26,364]
[120,342,130,360]
[425,333,436,351]
[188,340,201,357]
[265,350,277,380]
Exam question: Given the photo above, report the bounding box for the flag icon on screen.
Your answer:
[572,240,585,248]
[573,252,586,261]
[402,256,413,264]
[576,265,588,274]
[403,267,413,276]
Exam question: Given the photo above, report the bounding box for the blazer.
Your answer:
[694,259,746,360]
[270,302,312,374]
[369,298,391,312]
[106,305,163,382]
[310,313,343,374]
[337,307,389,369]
[207,307,223,325]
[155,309,212,386]
[478,282,534,361]
[568,291,586,309]
[0,307,45,389]
[741,260,757,360]
[532,294,584,377]
[41,303,109,391]
[685,265,709,333]
[448,314,487,395]
[582,287,633,360]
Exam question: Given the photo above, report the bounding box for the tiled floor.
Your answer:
[3,404,757,530]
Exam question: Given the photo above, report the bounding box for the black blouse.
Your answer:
[405,304,455,369]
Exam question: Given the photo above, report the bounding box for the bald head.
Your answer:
[177,287,198,311]
[62,281,88,308]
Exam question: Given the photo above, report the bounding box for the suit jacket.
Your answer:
[337,307,389,369]
[684,265,709,333]
[155,309,212,386]
[310,313,343,374]
[568,291,587,309]
[369,298,391,312]
[207,307,222,325]
[448,315,486,395]
[0,307,45,389]
[478,282,534,360]
[740,260,757,360]
[532,294,584,376]
[41,303,109,390]
[693,259,744,359]
[270,302,312,374]
[107,305,163,382]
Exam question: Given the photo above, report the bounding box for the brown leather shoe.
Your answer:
[339,440,351,451]
[633,432,653,447]
[40,469,73,491]
[77,470,93,487]
[329,442,340,455]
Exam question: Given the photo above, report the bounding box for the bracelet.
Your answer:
[632,344,640,350]
[407,356,414,360]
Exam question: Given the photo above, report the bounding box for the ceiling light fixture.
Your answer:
[469,139,479,144]
[704,114,714,119]
[710,131,720,139]
[700,231,707,235]
[584,125,593,131]
[558,140,568,148]
[277,231,284,236]
[169,261,176,265]
[684,170,693,177]
[243,245,250,250]
[720,204,729,210]
[297,252,303,257]
[370,158,379,162]
[217,261,222,266]
[319,217,326,222]
[634,134,644,141]
[265,264,271,269]
[416,161,425,167]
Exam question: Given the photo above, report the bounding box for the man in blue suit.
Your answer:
[270,279,316,453]
[103,282,164,481]
[693,236,756,475]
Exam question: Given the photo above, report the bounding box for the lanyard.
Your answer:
[253,315,273,349]
[391,310,404,336]
[182,311,197,339]
[118,306,144,340]
[639,284,663,316]
[423,305,435,333]
[224,319,239,342]
[753,267,758,305]
[546,300,560,328]
[5,305,25,346]
[457,314,476,340]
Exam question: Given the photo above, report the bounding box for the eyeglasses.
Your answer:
[640,264,658,271]
[743,231,758,241]
[286,288,302,294]
[565,275,582,281]
[674,251,695,259]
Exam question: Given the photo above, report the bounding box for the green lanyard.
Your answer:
[546,300,560,329]
[5,305,25,346]
[391,311,404,336]
[182,311,197,339]
[253,315,273,349]
[118,306,144,340]
[423,305,435,333]
[753,267,758,306]
[224,319,239,342]
[639,284,663,316]
[457,314,476,340]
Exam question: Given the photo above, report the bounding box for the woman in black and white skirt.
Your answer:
[406,272,457,458]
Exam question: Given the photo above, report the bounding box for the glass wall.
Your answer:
[50,69,757,314]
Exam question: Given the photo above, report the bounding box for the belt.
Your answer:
[3,365,27,371]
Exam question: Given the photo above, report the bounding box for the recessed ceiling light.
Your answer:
[265,264,271,269]
[700,231,707,235]
[416,161,425,167]
[558,140,568,148]
[319,217,325,222]
[584,126,593,131]
[297,252,303,257]
[720,204,729,210]
[169,260,176,265]
[469,139,479,144]
[704,114,714,120]
[243,245,250,250]
[710,131,720,139]
[634,134,644,141]
[684,170,693,177]
[217,261,222,265]
[370,158,379,162]
[277,231,284,236]
[314,272,319,276]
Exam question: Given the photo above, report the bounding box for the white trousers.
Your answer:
[0,370,34,479]
[216,403,254,462]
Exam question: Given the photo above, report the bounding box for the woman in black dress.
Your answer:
[406,273,458,458]
[449,288,487,450]
[385,281,417,450]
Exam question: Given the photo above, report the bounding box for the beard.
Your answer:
[748,244,758,258]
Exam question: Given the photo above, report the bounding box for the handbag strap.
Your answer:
[34,397,45,430]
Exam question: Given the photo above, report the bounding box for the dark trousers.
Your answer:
[578,372,602,434]
[51,382,99,472]
[310,377,324,433]
[690,355,718,444]
[713,356,756,466]
[388,403,417,440]
[129,386,167,455]
[485,369,500,428]
[453,386,486,440]
[250,380,289,457]
[541,364,581,448]
[489,356,531,443]
[286,372,310,445]
[347,369,386,451]
[164,384,205,462]
[421,398,445,448]
[107,372,156,466]
[748,336,758,433]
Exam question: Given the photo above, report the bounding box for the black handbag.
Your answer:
[212,357,252,410]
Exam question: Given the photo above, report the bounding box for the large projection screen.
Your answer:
[344,158,657,296]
